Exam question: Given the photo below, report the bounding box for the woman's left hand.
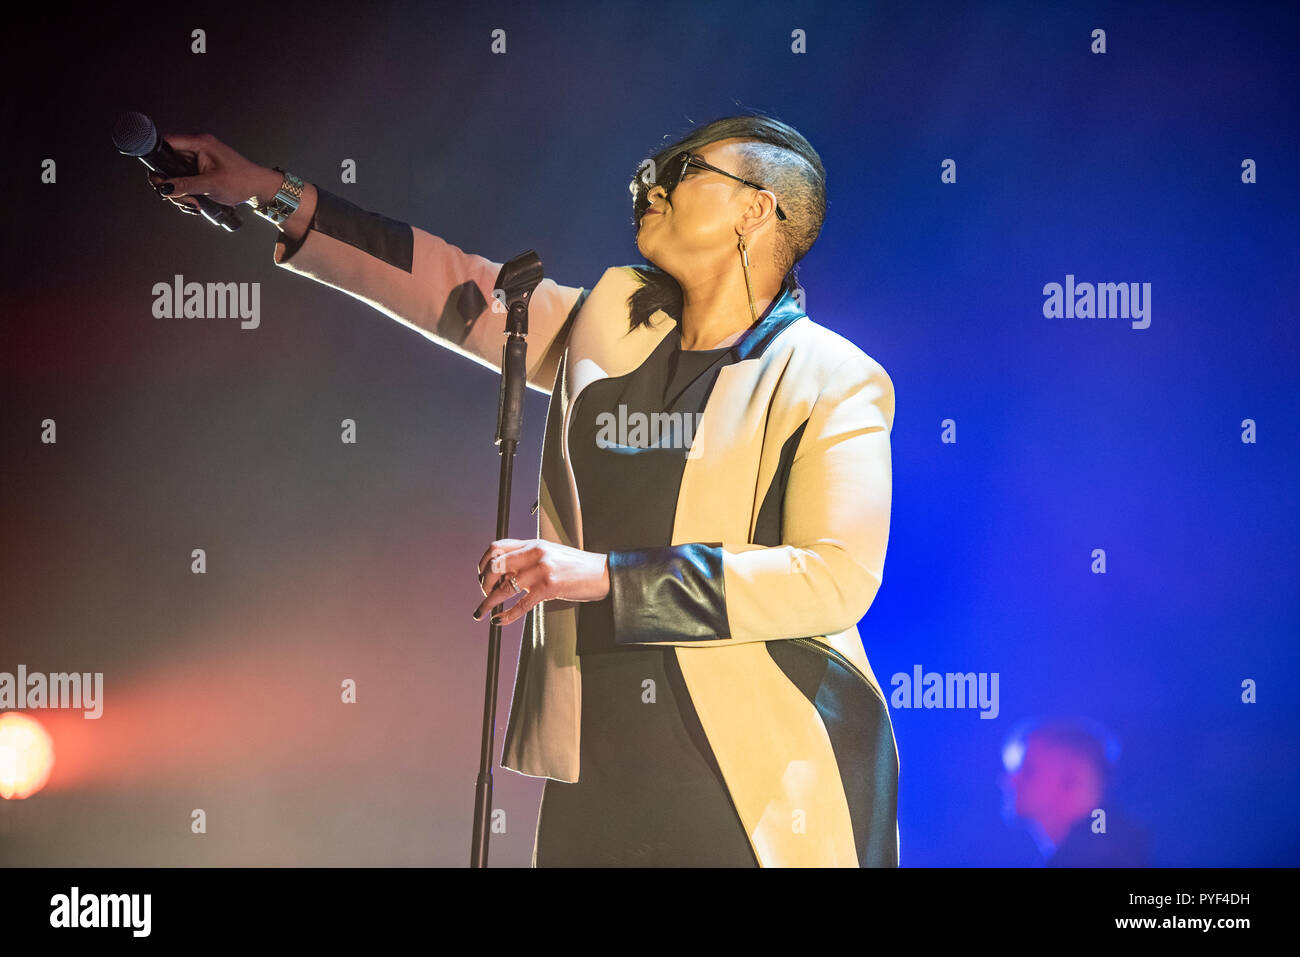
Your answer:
[474,539,610,627]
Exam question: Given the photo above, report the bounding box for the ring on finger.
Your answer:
[509,574,521,593]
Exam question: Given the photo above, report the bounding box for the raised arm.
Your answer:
[271,183,586,394]
[149,134,587,395]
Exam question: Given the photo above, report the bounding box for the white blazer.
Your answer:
[274,187,899,866]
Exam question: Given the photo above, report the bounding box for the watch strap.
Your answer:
[252,167,305,226]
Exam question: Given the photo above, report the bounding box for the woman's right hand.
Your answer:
[145,133,282,215]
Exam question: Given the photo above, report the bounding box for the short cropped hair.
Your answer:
[627,110,827,330]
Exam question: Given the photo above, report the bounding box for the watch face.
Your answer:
[271,193,299,215]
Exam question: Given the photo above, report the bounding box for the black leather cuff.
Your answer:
[278,186,415,273]
[608,544,728,645]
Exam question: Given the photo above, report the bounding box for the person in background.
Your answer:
[999,716,1151,867]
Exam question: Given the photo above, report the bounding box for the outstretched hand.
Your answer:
[145,132,280,215]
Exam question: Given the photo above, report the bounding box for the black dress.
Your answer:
[532,325,759,867]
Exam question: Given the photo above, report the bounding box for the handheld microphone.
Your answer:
[112,111,243,232]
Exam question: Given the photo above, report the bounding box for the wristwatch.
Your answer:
[250,167,305,226]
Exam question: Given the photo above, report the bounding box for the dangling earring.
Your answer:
[738,233,759,324]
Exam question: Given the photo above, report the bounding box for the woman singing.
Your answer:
[149,112,898,867]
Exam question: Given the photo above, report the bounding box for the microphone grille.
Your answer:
[112,112,158,156]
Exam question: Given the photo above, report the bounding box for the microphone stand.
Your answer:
[471,250,544,868]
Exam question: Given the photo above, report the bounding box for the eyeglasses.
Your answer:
[630,150,787,223]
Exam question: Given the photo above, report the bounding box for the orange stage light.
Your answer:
[0,713,56,800]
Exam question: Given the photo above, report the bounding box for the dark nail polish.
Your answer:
[159,182,174,195]
[490,615,502,625]
[472,608,482,620]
